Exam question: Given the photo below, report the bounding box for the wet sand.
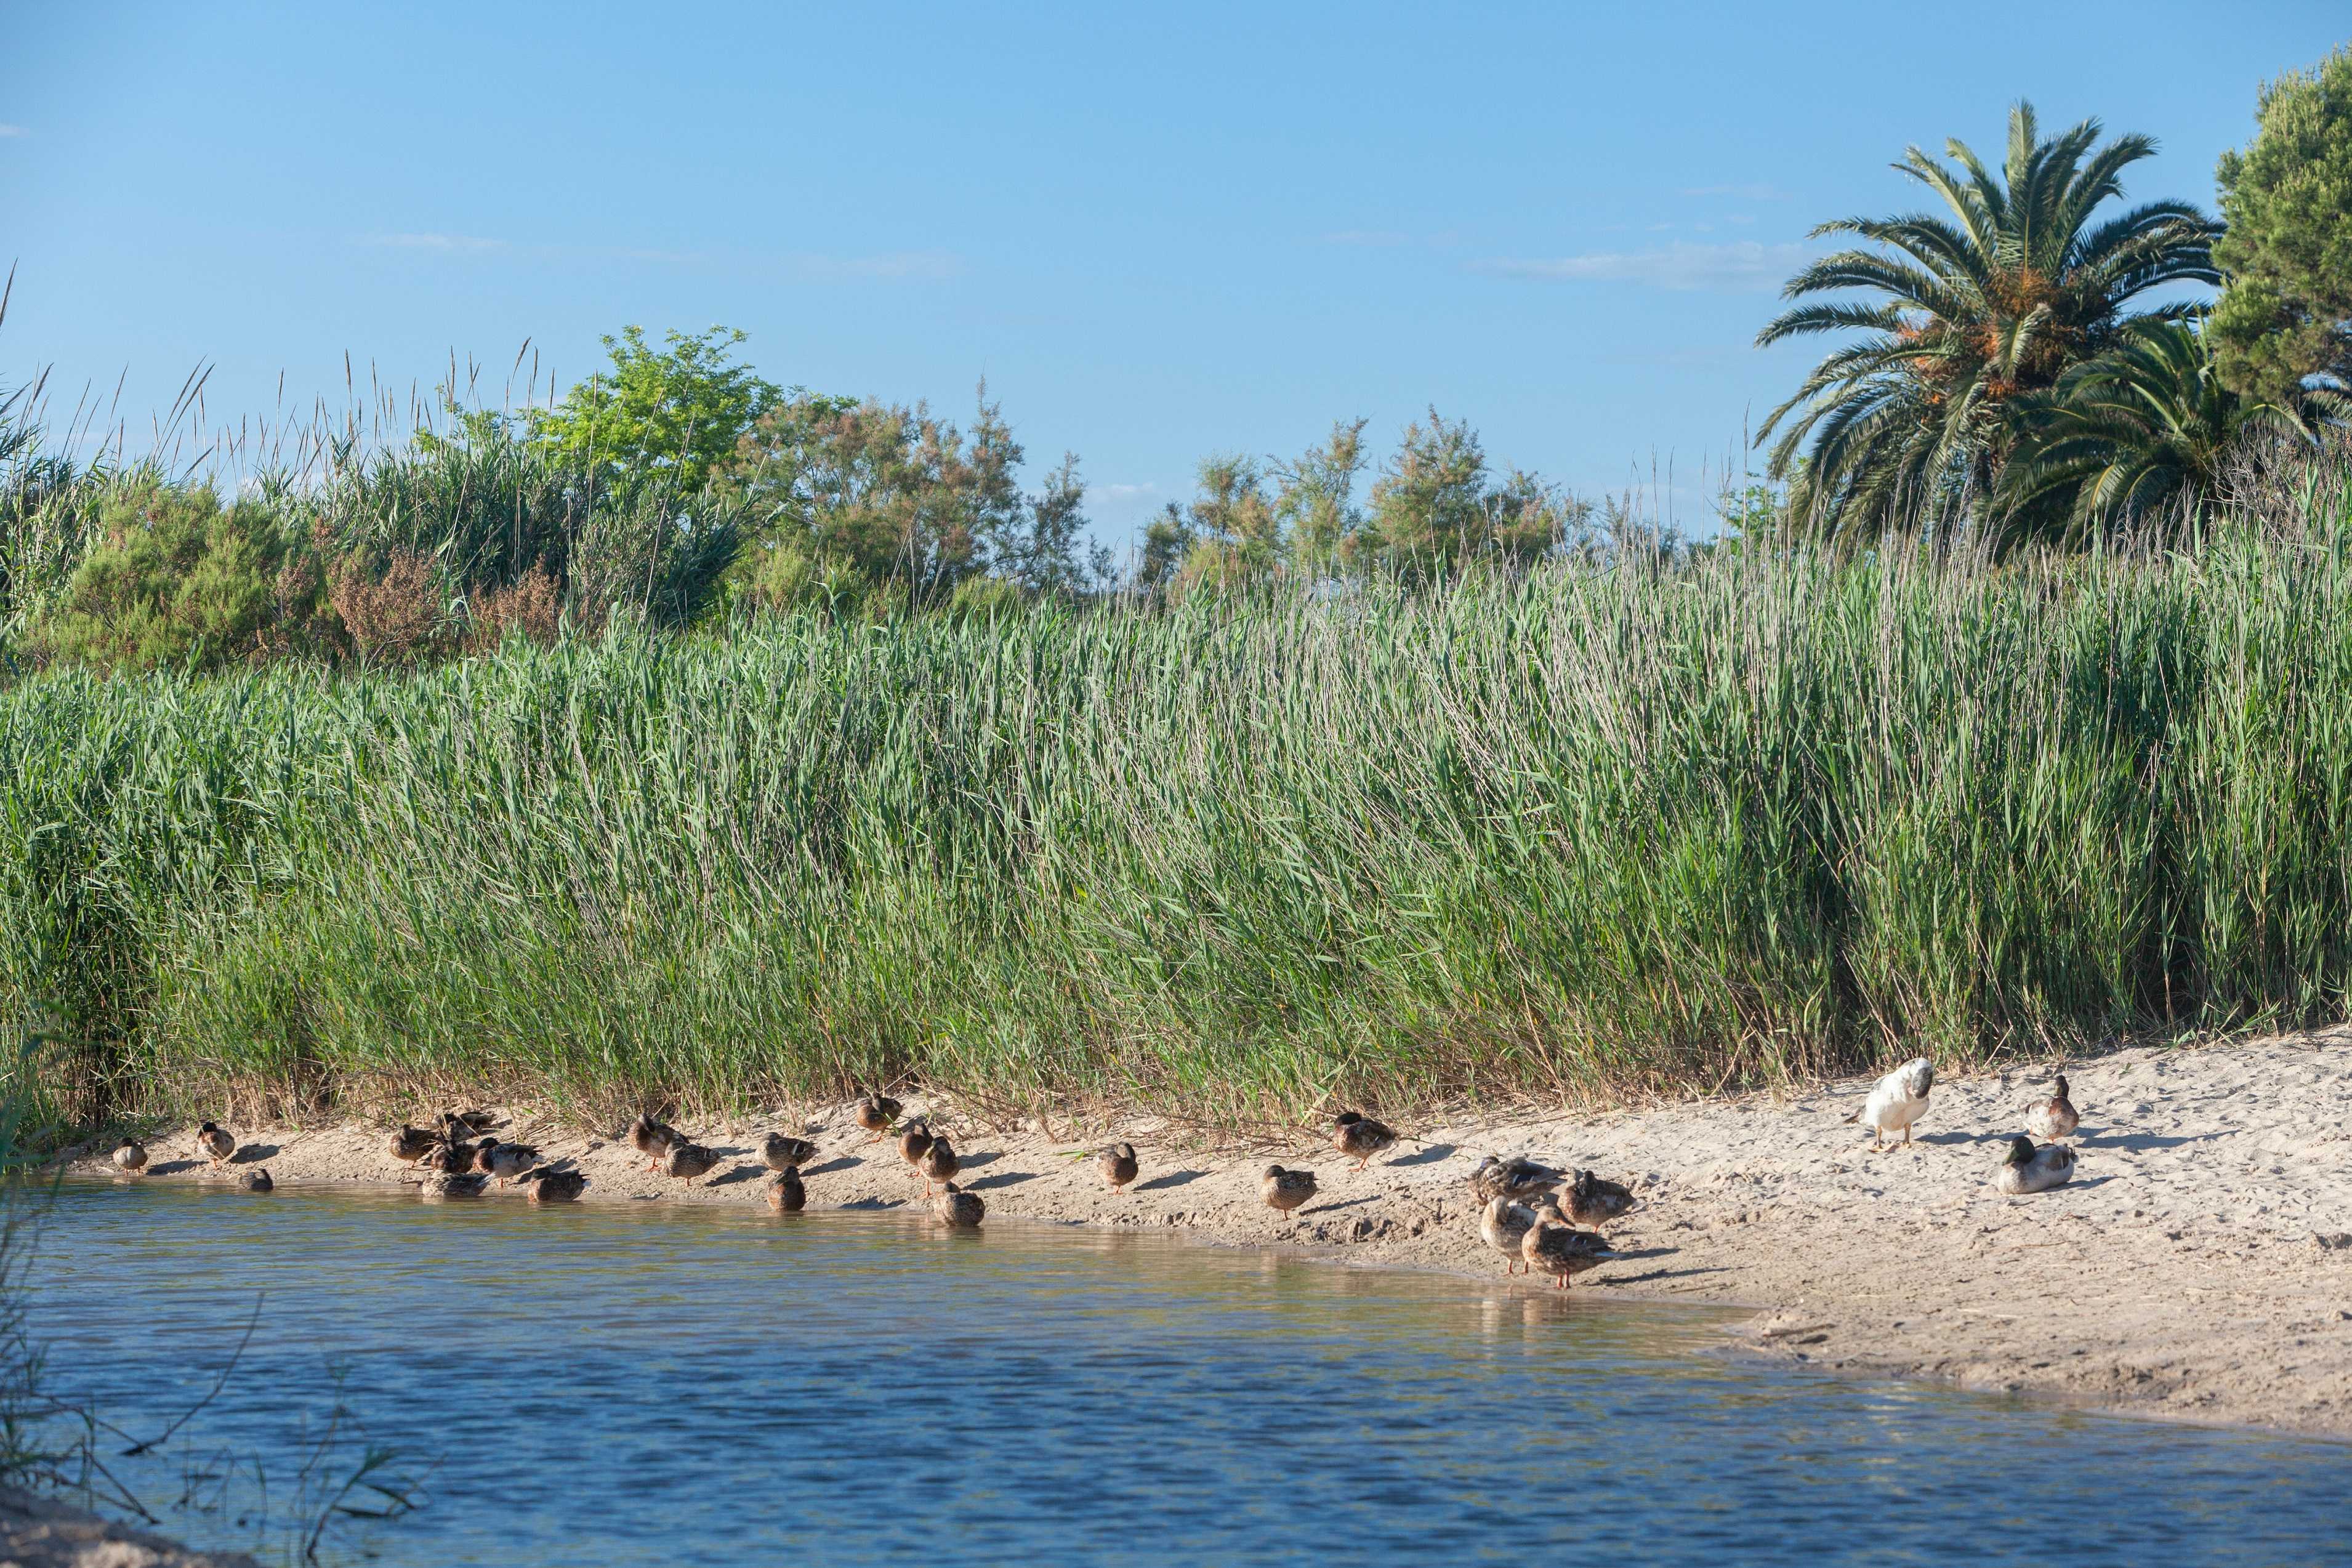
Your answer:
[0,1484,259,1567]
[75,1028,2352,1440]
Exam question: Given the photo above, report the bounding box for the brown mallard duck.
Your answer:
[416,1170,489,1199]
[855,1093,903,1141]
[1098,1143,1139,1192]
[1479,1195,1537,1273]
[762,1132,817,1172]
[1468,1155,1563,1204]
[112,1139,149,1177]
[935,1181,985,1228]
[387,1124,439,1164]
[2026,1074,2081,1141]
[517,1167,587,1203]
[422,1138,478,1176]
[1994,1135,2077,1195]
[919,1134,961,1192]
[765,1167,806,1213]
[1262,1164,1318,1216]
[236,1167,274,1192]
[627,1115,681,1172]
[480,1140,538,1186]
[445,1109,497,1133]
[1521,1213,1618,1289]
[1332,1111,1398,1170]
[663,1141,723,1183]
[898,1120,936,1170]
[196,1122,237,1168]
[1565,1169,1640,1229]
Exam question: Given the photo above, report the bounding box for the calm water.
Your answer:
[31,1180,2352,1566]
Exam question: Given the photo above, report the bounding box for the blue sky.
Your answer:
[2,2,2345,549]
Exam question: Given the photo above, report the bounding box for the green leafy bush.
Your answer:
[32,483,332,673]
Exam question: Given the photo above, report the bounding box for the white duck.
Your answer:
[1845,1056,1935,1152]
[1993,1135,2076,1195]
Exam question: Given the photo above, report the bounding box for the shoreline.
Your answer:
[73,1029,2352,1441]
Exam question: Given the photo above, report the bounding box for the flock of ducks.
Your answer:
[102,1061,2088,1275]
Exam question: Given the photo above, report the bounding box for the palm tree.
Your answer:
[1996,321,2325,541]
[1755,102,2220,543]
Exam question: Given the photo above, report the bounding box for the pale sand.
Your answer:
[0,1484,259,1567]
[73,1029,2352,1439]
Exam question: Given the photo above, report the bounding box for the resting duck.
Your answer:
[518,1167,587,1203]
[1098,1143,1140,1192]
[1468,1155,1563,1204]
[196,1122,237,1168]
[1480,1196,1538,1273]
[1332,1111,1398,1170]
[663,1141,723,1183]
[1565,1169,1640,1229]
[112,1139,148,1177]
[762,1133,817,1172]
[422,1139,478,1176]
[1845,1057,1936,1152]
[1994,1135,2077,1195]
[1521,1213,1618,1289]
[480,1140,538,1186]
[935,1181,985,1228]
[855,1093,903,1140]
[416,1170,489,1199]
[919,1135,961,1192]
[387,1125,439,1164]
[445,1109,496,1133]
[2026,1074,2080,1141]
[627,1115,680,1172]
[766,1167,806,1213]
[1262,1165,1317,1216]
[898,1120,936,1170]
[236,1167,273,1192]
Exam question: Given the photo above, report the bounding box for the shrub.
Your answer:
[464,563,563,652]
[33,483,329,673]
[328,550,450,665]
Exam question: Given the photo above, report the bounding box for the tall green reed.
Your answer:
[4,450,2350,1128]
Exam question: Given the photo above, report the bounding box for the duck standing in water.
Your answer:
[1565,1170,1640,1229]
[627,1115,680,1173]
[517,1167,587,1204]
[1845,1057,1936,1152]
[112,1139,149,1178]
[1479,1196,1538,1274]
[1994,1135,2077,1195]
[417,1170,489,1199]
[1098,1143,1139,1192]
[919,1133,961,1193]
[1468,1155,1563,1205]
[766,1167,806,1213]
[855,1093,903,1141]
[936,1181,985,1228]
[2027,1074,2081,1141]
[1262,1165,1317,1218]
[663,1141,723,1184]
[1332,1111,1398,1171]
[196,1122,237,1168]
[1521,1211,1617,1289]
[237,1168,274,1193]
[387,1124,438,1165]
[762,1132,817,1172]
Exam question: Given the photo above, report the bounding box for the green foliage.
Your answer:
[533,325,779,494]
[32,483,330,673]
[2212,46,2352,406]
[2000,322,2315,536]
[1757,102,2219,542]
[6,447,2352,1129]
[1356,409,1584,574]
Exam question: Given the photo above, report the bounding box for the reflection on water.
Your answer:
[34,1181,2352,1566]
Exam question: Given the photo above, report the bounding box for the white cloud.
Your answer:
[0,124,25,137]
[1680,182,1790,201]
[1472,240,1809,292]
[366,232,509,252]
[1091,482,1159,501]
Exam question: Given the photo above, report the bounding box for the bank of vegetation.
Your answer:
[5,54,2352,1136]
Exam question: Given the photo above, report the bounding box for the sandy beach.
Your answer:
[74,1029,2352,1441]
